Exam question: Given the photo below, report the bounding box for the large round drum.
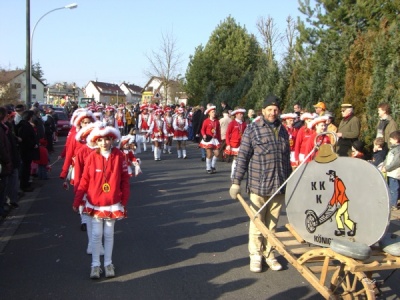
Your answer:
[285,157,390,247]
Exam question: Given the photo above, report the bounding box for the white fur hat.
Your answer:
[87,125,121,145]
[230,108,246,116]
[280,113,298,120]
[204,106,216,115]
[73,110,95,128]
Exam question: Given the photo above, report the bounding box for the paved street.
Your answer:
[0,137,399,300]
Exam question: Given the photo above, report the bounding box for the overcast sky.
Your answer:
[1,0,309,88]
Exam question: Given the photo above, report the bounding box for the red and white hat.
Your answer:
[280,113,298,120]
[140,104,148,111]
[87,125,121,145]
[73,110,95,128]
[300,112,315,121]
[177,107,184,114]
[119,134,135,148]
[164,106,172,113]
[118,104,125,109]
[105,105,115,112]
[204,106,216,115]
[310,115,329,128]
[70,108,87,126]
[75,121,103,143]
[155,108,164,116]
[230,108,246,116]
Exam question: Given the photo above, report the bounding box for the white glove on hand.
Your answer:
[229,184,241,200]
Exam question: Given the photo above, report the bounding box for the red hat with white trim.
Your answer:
[75,121,103,143]
[155,108,164,116]
[280,113,298,120]
[300,112,315,121]
[105,105,115,112]
[70,108,87,126]
[140,104,148,111]
[87,125,121,145]
[230,108,246,116]
[310,115,329,128]
[204,106,216,115]
[177,107,184,114]
[73,111,95,128]
[119,134,135,148]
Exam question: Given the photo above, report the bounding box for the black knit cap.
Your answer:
[263,95,280,109]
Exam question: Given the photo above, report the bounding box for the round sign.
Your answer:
[285,157,390,247]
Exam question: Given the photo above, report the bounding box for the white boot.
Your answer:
[157,148,162,161]
[154,147,158,160]
[143,142,147,152]
[168,145,172,154]
[177,149,182,158]
[182,149,187,159]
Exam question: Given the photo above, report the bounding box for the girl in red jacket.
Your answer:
[73,126,130,279]
[225,108,246,178]
[199,106,221,174]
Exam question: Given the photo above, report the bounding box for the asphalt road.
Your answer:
[0,136,399,300]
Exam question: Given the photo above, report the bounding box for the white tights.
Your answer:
[91,217,115,267]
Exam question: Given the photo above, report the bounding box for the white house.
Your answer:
[0,70,45,103]
[141,76,186,106]
[85,80,126,104]
[120,82,143,104]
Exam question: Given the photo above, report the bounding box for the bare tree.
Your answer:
[145,29,184,103]
[284,16,298,54]
[256,16,282,63]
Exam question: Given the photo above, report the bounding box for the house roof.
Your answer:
[141,76,179,93]
[0,69,45,85]
[121,83,143,94]
[89,80,124,95]
[0,70,25,84]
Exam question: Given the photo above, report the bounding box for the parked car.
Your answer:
[54,111,71,135]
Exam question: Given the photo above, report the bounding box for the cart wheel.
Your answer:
[330,266,376,299]
[305,211,318,233]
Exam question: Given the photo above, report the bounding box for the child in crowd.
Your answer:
[33,138,50,180]
[351,140,366,159]
[370,137,388,169]
[382,130,400,210]
[73,126,130,279]
[119,135,142,177]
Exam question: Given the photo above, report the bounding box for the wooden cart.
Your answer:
[237,194,400,299]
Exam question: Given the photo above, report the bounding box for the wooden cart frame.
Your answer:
[237,194,400,299]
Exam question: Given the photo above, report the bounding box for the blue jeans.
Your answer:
[388,177,400,207]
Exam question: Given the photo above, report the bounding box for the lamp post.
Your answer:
[26,2,78,108]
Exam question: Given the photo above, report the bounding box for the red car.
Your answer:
[54,111,71,135]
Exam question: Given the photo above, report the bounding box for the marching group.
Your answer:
[0,95,399,277]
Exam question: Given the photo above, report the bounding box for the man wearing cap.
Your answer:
[336,104,361,157]
[313,101,326,116]
[229,95,291,273]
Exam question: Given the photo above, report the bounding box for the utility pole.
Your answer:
[26,0,31,108]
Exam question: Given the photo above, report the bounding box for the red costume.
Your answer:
[294,126,313,162]
[225,119,246,156]
[73,148,130,219]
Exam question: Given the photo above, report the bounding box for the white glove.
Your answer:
[229,184,241,200]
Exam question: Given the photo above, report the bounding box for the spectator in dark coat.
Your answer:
[0,107,13,217]
[16,110,39,192]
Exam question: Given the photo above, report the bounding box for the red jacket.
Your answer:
[226,120,246,148]
[73,148,130,208]
[60,127,85,179]
[294,126,313,161]
[329,177,349,206]
[73,145,95,193]
[33,145,49,166]
[201,118,221,142]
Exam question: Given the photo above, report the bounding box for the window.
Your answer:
[32,84,37,90]
[32,94,36,99]
[14,83,21,88]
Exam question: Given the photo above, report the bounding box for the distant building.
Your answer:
[141,76,187,106]
[45,82,82,105]
[119,82,143,104]
[85,81,126,104]
[0,69,45,104]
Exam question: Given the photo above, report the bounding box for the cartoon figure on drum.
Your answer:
[326,170,357,237]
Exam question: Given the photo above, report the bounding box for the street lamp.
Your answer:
[26,2,78,108]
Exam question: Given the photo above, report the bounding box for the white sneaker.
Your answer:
[250,255,262,273]
[265,257,282,271]
[90,266,102,279]
[104,264,115,278]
